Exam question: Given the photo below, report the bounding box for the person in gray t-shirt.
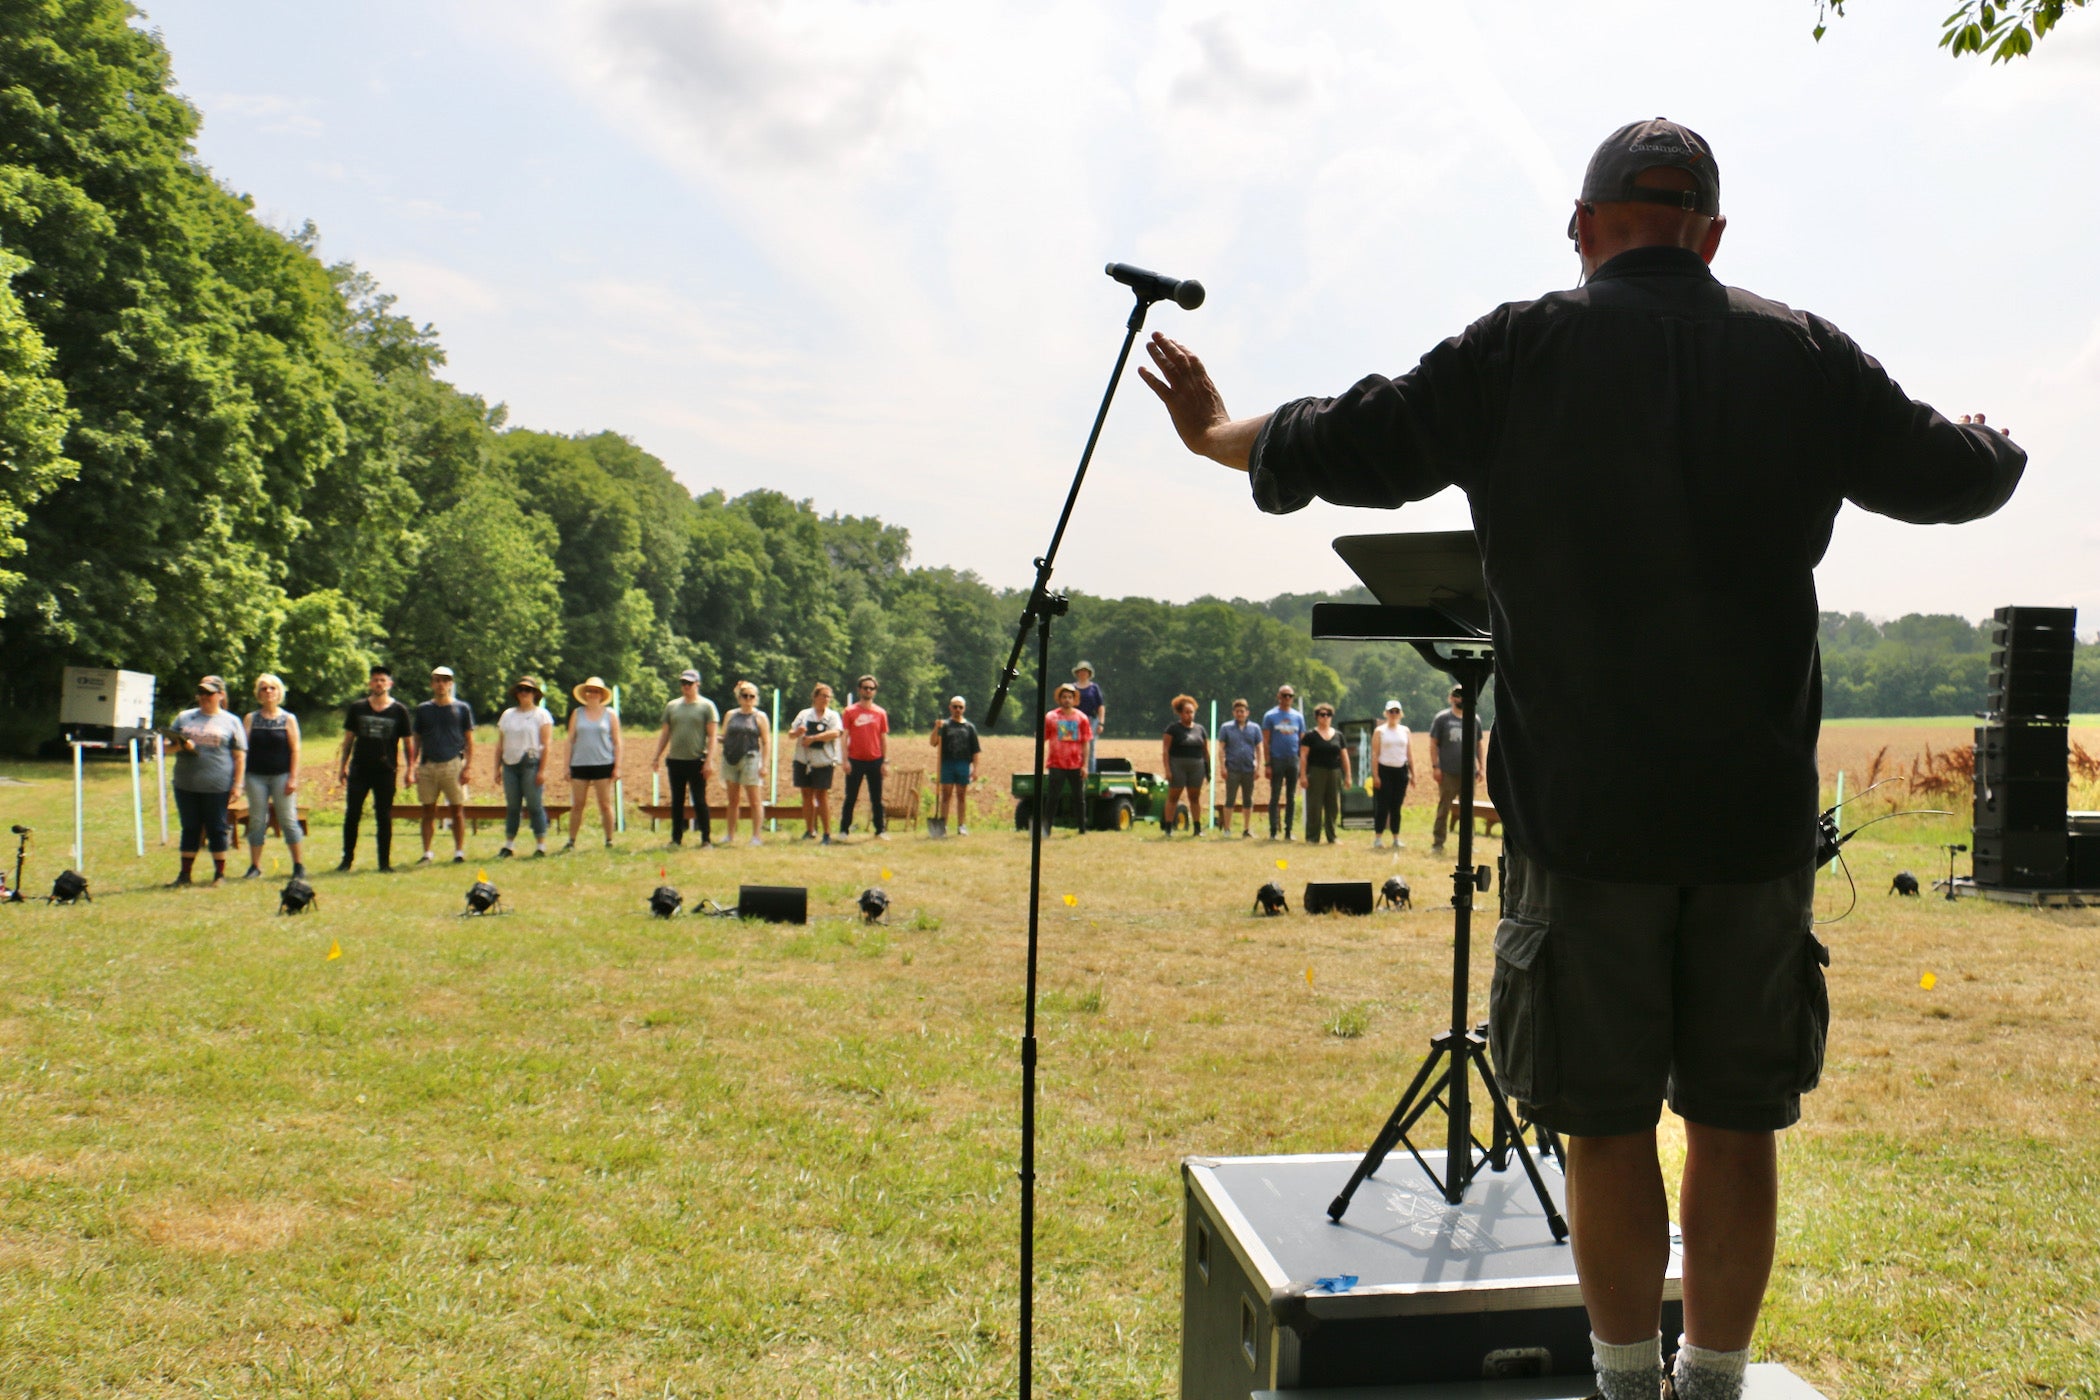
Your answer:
[1428,686,1484,851]
[168,674,248,885]
[651,670,720,847]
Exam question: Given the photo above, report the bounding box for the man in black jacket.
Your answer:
[1141,119,2024,1400]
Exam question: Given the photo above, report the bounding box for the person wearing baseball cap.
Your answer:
[411,666,475,865]
[1070,661,1105,773]
[651,668,719,849]
[1139,117,2025,1400]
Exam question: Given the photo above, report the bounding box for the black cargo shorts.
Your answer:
[1488,842,1829,1137]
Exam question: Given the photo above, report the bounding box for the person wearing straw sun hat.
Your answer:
[494,676,555,857]
[563,677,622,851]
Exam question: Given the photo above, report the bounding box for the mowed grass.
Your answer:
[2,732,2098,1398]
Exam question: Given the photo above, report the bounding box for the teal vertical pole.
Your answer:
[612,684,626,834]
[769,687,782,832]
[1825,769,1845,877]
[1208,698,1218,835]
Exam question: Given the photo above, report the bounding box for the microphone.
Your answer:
[1105,262,1204,310]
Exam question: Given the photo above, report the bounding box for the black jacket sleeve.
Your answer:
[1817,316,2026,523]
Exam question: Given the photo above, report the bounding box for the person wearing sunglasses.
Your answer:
[838,674,890,840]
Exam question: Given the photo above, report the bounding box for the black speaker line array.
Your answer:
[1974,605,2079,889]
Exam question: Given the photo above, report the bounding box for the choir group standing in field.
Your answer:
[162,657,1466,885]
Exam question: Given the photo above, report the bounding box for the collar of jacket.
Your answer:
[1587,244,1717,284]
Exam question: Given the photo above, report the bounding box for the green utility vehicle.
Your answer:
[1011,756,1168,831]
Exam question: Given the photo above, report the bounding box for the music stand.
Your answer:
[1311,531,1566,1240]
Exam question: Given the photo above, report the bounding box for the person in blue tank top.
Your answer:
[564,677,623,851]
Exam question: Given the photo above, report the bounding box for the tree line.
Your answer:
[2,4,2088,754]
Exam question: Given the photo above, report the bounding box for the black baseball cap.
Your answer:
[1569,118,1720,240]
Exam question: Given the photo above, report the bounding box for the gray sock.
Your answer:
[1671,1336,1748,1400]
[1591,1332,1662,1400]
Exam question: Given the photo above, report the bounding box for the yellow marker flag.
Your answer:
[1920,972,1938,990]
[1305,967,1314,988]
[881,868,893,882]
[327,941,342,961]
[1062,893,1078,907]
[477,868,489,883]
[1276,859,1289,871]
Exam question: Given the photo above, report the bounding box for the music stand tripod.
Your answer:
[1307,552,1566,1239]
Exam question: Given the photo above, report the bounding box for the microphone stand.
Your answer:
[985,287,1174,1400]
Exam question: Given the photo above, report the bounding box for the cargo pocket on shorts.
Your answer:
[1489,915,1553,1105]
[1796,932,1831,1094]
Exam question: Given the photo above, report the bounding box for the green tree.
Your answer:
[0,245,74,611]
[1814,0,2089,61]
[386,480,563,717]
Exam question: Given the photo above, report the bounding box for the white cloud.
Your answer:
[192,90,324,137]
[364,256,511,318]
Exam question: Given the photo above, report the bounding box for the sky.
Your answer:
[135,0,2100,626]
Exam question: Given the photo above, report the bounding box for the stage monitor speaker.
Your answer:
[1972,831,2068,889]
[1303,881,1373,916]
[1975,721,2069,785]
[1972,777,2069,835]
[737,884,807,923]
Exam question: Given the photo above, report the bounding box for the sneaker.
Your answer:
[801,831,817,842]
[336,857,353,873]
[874,831,889,842]
[748,837,763,848]
[418,851,435,865]
[168,872,193,888]
[820,834,832,846]
[1241,830,1251,839]
[452,851,466,863]
[957,826,969,836]
[532,846,546,858]
[562,838,576,852]
[377,862,393,873]
[209,874,225,887]
[243,865,263,879]
[1372,837,1384,850]
[499,845,514,859]
[292,864,307,878]
[1392,839,1405,850]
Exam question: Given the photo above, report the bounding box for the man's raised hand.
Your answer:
[1138,333,1269,471]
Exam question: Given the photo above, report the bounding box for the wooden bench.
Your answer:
[639,802,803,825]
[238,803,575,835]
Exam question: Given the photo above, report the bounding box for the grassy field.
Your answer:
[2,725,2097,1398]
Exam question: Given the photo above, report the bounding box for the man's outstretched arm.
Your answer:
[1138,333,1270,471]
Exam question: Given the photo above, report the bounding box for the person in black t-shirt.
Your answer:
[335,664,414,872]
[928,695,982,835]
[1298,704,1351,844]
[1159,694,1209,836]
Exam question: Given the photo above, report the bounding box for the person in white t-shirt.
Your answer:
[492,676,555,857]
[1370,699,1414,850]
[788,683,844,844]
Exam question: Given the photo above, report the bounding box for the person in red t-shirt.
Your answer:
[839,673,892,840]
[1041,683,1093,834]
